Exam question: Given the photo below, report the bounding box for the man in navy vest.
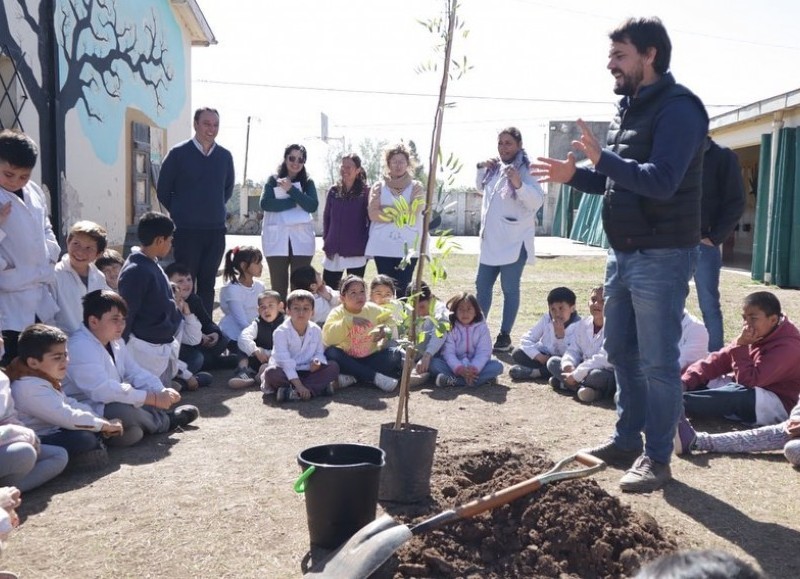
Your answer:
[157,107,235,315]
[532,17,708,492]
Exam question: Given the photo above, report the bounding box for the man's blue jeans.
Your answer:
[694,242,724,351]
[475,246,527,334]
[603,247,698,464]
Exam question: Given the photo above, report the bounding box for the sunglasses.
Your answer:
[287,155,305,164]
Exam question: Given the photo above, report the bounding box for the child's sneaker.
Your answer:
[435,374,458,388]
[374,373,398,392]
[548,376,561,390]
[509,365,539,381]
[337,374,357,389]
[229,368,256,389]
[169,405,200,430]
[577,386,601,403]
[408,371,430,387]
[276,386,301,402]
[492,331,512,353]
[324,383,335,396]
[673,416,697,456]
[194,372,213,387]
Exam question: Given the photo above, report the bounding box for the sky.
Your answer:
[191,0,800,188]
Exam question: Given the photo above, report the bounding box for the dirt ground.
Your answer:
[4,246,800,578]
[5,363,799,578]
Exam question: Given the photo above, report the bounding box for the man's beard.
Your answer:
[612,66,643,96]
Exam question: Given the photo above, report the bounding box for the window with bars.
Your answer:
[0,45,28,131]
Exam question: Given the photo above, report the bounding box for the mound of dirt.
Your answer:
[383,447,676,578]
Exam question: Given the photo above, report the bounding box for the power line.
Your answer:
[509,0,800,52]
[193,78,741,108]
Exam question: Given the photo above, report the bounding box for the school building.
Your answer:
[0,0,215,247]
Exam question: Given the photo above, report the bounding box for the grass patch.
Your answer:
[353,253,799,345]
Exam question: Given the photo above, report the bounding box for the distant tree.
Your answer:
[321,139,349,191]
[228,179,263,215]
[407,139,428,185]
[357,137,390,184]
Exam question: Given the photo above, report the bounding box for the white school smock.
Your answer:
[261,182,316,257]
[0,182,60,330]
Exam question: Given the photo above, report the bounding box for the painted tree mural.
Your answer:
[0,0,183,230]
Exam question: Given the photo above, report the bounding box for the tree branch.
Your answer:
[15,0,40,35]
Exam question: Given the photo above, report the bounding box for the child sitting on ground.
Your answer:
[62,290,198,446]
[369,274,403,340]
[8,324,123,468]
[403,281,449,386]
[218,245,266,353]
[52,220,110,334]
[547,285,615,403]
[430,292,503,388]
[682,291,800,426]
[0,130,60,365]
[509,286,581,382]
[675,396,800,467]
[117,212,183,386]
[263,290,340,403]
[230,291,284,389]
[0,342,67,491]
[165,262,234,371]
[290,264,340,326]
[170,283,213,390]
[95,249,124,291]
[322,275,401,392]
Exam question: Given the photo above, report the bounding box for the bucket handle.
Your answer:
[293,465,316,494]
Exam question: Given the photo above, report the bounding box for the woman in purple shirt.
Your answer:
[321,153,370,290]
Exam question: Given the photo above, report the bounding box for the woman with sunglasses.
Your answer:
[364,143,426,296]
[260,144,318,300]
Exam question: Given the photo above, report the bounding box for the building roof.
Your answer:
[710,87,800,131]
[171,0,217,47]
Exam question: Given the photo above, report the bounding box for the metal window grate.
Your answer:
[0,43,29,131]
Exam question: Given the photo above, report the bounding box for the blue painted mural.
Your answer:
[55,0,186,164]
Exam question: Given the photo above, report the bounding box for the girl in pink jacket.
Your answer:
[430,292,503,387]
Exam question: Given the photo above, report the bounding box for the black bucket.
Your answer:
[378,423,438,503]
[295,443,385,549]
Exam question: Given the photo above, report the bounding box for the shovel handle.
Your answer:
[293,465,316,494]
[454,452,606,518]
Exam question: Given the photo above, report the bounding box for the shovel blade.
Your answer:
[304,514,413,579]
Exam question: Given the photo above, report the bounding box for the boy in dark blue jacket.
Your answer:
[118,212,183,386]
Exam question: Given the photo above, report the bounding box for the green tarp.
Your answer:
[552,184,608,249]
[751,127,800,288]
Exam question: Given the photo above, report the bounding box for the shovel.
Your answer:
[304,451,605,579]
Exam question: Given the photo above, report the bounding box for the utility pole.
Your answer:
[241,115,251,218]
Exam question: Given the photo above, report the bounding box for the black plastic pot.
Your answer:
[378,423,438,503]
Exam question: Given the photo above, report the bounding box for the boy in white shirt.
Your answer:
[170,283,213,390]
[8,324,123,467]
[229,291,284,389]
[548,286,616,402]
[62,290,199,446]
[52,220,110,334]
[509,287,581,381]
[290,265,340,325]
[0,130,60,365]
[95,249,124,291]
[263,290,340,402]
